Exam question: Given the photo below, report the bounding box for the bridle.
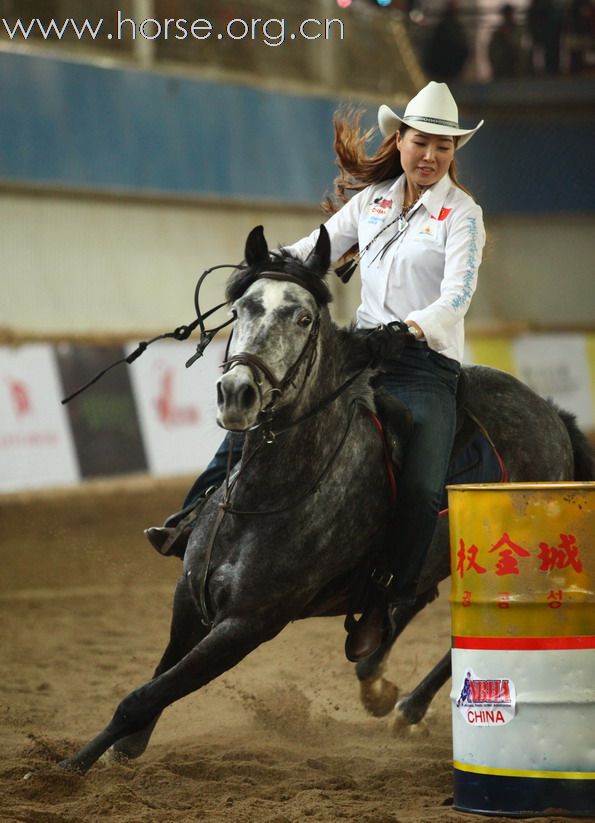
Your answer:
[221,272,322,421]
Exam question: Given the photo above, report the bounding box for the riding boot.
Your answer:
[344,605,387,663]
[145,486,217,559]
[344,567,419,663]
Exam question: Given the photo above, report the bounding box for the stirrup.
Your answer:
[370,568,418,612]
[370,567,395,589]
[147,485,218,556]
[158,510,197,555]
[163,485,217,529]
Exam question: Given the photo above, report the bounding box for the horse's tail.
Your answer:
[555,405,595,481]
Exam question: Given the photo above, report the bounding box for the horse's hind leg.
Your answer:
[110,576,207,762]
[393,650,451,730]
[60,612,281,774]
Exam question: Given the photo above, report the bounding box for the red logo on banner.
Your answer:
[5,378,33,417]
[155,369,199,426]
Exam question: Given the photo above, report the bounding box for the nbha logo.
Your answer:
[458,677,511,704]
[456,668,516,726]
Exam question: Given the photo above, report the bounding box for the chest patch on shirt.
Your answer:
[368,196,393,225]
[431,207,452,221]
[416,223,437,238]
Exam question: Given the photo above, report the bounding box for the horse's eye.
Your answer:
[297,312,313,328]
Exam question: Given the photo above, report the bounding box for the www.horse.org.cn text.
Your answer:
[1,14,346,47]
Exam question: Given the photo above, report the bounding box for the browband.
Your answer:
[255,270,321,299]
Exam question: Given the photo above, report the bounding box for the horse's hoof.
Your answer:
[103,748,126,765]
[390,697,431,735]
[391,712,430,737]
[108,731,152,761]
[57,758,84,773]
[359,676,399,717]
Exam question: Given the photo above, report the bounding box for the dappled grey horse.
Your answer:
[60,225,593,773]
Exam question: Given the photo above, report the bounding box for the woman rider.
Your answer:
[145,82,486,660]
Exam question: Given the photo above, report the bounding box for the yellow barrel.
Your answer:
[448,482,595,818]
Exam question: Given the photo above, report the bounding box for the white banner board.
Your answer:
[126,339,227,476]
[0,345,79,491]
[513,334,593,429]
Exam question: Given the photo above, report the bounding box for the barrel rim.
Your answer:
[447,482,595,492]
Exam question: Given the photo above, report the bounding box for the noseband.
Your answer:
[221,272,322,416]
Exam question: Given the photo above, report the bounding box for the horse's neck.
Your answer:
[238,400,349,500]
[235,336,351,502]
[271,319,343,423]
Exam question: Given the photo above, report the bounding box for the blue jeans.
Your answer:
[182,345,459,599]
[379,345,460,597]
[182,431,244,508]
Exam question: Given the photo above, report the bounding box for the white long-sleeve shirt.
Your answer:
[286,173,486,363]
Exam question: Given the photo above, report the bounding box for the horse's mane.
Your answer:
[226,248,333,307]
[335,324,376,374]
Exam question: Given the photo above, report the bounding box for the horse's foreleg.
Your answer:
[356,587,438,718]
[393,650,451,729]
[109,576,207,762]
[60,613,281,774]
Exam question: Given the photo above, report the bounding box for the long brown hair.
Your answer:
[322,107,473,215]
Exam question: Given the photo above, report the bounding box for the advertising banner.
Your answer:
[56,344,148,478]
[0,344,79,491]
[513,334,593,429]
[126,339,226,476]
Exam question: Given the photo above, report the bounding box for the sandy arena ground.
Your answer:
[0,477,582,823]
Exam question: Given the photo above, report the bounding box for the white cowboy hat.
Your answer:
[378,81,483,149]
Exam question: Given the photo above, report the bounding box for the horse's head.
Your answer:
[217,225,332,431]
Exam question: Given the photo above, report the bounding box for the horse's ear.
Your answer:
[306,225,331,277]
[245,225,269,265]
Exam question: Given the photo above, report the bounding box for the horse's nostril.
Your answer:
[217,375,258,414]
[238,383,257,410]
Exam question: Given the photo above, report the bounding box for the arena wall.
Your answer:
[2,189,594,335]
[1,51,593,338]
